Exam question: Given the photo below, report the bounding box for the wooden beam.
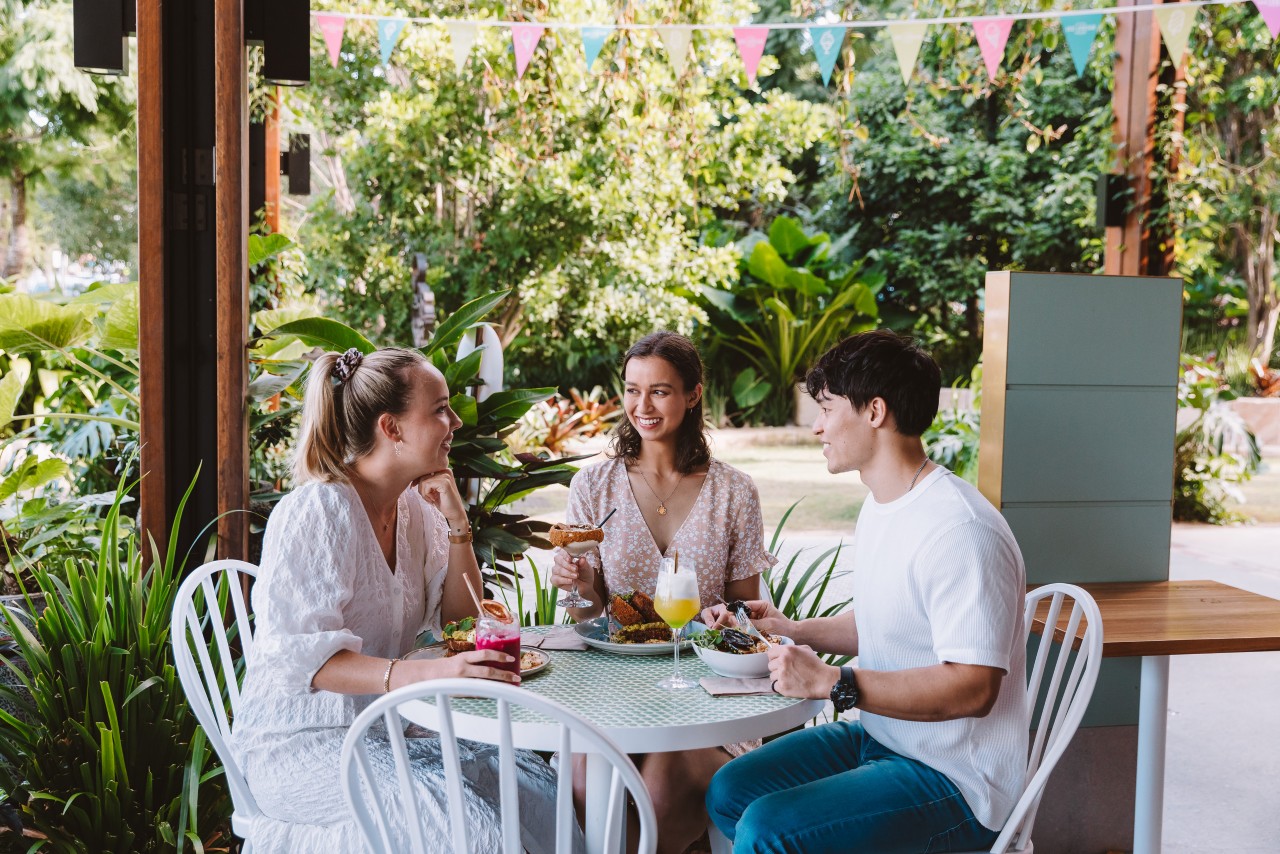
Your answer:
[264,88,281,233]
[214,0,249,561]
[1106,0,1186,277]
[137,0,167,553]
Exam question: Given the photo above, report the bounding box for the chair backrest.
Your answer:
[171,559,259,820]
[341,678,657,854]
[992,583,1104,853]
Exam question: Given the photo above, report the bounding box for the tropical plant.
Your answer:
[763,500,852,668]
[252,288,587,587]
[1173,354,1262,523]
[695,215,883,425]
[0,472,230,851]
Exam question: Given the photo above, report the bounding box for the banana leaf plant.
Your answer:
[251,288,590,589]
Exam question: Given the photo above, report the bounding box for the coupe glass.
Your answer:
[653,558,700,689]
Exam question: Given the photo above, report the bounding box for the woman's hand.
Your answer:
[700,599,794,637]
[550,548,595,593]
[414,469,469,530]
[396,650,521,687]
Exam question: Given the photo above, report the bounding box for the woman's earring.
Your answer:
[394,441,402,457]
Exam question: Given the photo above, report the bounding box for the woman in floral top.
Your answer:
[551,331,777,853]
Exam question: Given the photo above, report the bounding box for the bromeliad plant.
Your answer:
[0,473,230,852]
[1173,354,1262,523]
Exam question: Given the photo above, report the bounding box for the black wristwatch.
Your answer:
[829,665,860,713]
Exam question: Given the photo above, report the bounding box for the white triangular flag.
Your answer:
[656,27,693,73]
[888,22,928,86]
[447,22,480,75]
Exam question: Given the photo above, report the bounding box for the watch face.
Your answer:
[830,668,859,712]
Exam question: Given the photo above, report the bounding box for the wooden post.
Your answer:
[1106,0,1187,277]
[137,0,167,553]
[215,0,250,561]
[264,88,281,233]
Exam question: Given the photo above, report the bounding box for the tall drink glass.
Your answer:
[653,558,700,690]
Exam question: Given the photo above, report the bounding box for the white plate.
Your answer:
[572,617,704,656]
[403,644,552,677]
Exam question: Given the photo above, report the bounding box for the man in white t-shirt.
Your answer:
[702,330,1028,853]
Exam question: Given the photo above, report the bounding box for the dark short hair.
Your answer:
[609,331,711,474]
[804,330,941,436]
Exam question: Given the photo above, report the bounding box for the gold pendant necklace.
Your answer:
[637,469,685,516]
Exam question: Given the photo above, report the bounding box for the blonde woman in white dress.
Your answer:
[233,346,573,853]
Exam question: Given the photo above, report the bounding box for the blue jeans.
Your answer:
[706,721,999,854]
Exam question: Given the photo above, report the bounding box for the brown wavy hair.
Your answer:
[608,331,711,474]
[292,347,429,483]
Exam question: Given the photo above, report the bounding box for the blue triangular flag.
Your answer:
[378,18,406,66]
[1061,13,1102,77]
[580,26,613,70]
[808,26,844,86]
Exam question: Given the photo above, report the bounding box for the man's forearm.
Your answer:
[855,663,1003,722]
[792,611,858,656]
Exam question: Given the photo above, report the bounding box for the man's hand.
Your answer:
[768,644,840,700]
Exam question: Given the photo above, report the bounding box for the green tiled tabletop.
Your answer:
[403,626,824,754]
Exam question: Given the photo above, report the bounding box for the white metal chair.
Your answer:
[956,582,1105,854]
[340,677,657,854]
[171,559,260,853]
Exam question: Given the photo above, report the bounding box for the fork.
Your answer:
[729,601,774,647]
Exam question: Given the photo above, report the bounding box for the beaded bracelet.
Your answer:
[382,658,399,694]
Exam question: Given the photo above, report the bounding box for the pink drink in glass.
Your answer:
[476,616,521,676]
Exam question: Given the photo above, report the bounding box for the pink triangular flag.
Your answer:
[315,14,346,68]
[973,17,1014,80]
[733,27,770,87]
[1256,0,1280,39]
[511,24,545,79]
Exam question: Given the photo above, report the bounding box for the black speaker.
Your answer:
[281,134,310,196]
[73,0,130,75]
[1096,173,1131,229]
[247,0,310,86]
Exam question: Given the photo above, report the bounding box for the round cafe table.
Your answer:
[400,626,824,853]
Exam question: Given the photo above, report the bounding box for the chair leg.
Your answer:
[708,821,731,854]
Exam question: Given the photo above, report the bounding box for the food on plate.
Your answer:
[442,616,476,652]
[606,590,674,643]
[518,651,543,672]
[548,522,605,555]
[692,628,778,655]
[610,590,663,625]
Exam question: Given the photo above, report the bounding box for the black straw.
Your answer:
[597,507,618,527]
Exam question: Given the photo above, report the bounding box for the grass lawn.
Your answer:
[518,433,1280,531]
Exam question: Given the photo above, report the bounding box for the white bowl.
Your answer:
[692,634,793,678]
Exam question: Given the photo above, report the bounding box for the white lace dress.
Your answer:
[232,481,568,853]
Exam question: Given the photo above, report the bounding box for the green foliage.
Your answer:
[924,365,983,483]
[0,0,135,277]
[291,0,831,388]
[1173,354,1262,524]
[502,555,566,628]
[813,5,1113,379]
[696,215,881,425]
[1173,3,1280,370]
[0,473,230,851]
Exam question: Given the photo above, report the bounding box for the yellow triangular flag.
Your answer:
[1154,6,1197,66]
[888,22,928,85]
[656,27,693,73]
[446,22,479,75]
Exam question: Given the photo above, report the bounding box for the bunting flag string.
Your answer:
[310,0,1268,86]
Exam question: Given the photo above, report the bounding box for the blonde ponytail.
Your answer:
[292,347,429,483]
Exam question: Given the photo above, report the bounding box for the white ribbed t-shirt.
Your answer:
[852,467,1028,831]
